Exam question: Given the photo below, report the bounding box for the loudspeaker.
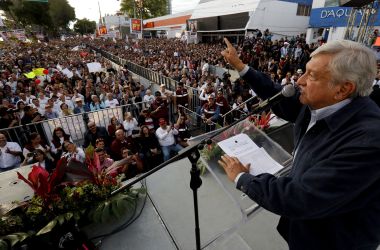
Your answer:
[339,0,374,7]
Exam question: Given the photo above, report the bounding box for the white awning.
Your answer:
[190,0,260,20]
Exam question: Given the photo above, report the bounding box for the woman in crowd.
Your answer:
[62,141,85,164]
[107,116,124,140]
[138,125,162,170]
[123,112,139,137]
[60,103,73,117]
[16,101,26,119]
[23,132,54,161]
[175,113,191,148]
[137,109,155,132]
[51,127,72,160]
[232,95,249,121]
[90,95,105,111]
[21,149,55,172]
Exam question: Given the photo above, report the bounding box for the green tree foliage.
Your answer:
[48,0,76,29]
[0,0,75,32]
[74,18,96,35]
[120,0,168,19]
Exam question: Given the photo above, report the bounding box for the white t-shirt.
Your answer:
[104,99,119,108]
[123,118,139,136]
[143,95,155,108]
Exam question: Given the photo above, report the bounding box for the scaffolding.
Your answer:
[344,0,379,45]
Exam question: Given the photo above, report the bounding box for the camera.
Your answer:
[26,152,35,158]
[7,108,19,113]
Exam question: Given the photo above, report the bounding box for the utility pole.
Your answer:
[134,0,136,18]
[140,0,143,37]
[98,1,103,25]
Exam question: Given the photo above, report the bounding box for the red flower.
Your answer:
[17,158,67,199]
[17,166,49,199]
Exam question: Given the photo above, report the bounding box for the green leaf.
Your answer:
[100,201,112,223]
[92,202,105,223]
[57,214,65,225]
[73,212,81,221]
[65,212,73,221]
[0,239,8,250]
[2,232,30,247]
[36,219,57,235]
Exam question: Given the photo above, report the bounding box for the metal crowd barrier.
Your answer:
[0,102,149,147]
[87,44,202,113]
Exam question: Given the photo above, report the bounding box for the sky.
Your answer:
[67,0,199,22]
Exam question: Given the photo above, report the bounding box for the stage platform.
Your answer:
[98,158,288,250]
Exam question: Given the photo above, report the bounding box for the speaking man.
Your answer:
[219,38,380,250]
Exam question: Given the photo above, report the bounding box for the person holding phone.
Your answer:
[21,149,55,173]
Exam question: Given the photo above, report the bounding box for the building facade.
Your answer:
[306,0,379,44]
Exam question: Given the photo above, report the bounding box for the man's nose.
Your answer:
[296,73,305,87]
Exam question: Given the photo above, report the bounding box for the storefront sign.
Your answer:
[131,18,142,33]
[309,7,380,28]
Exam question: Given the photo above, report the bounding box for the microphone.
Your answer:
[252,84,295,112]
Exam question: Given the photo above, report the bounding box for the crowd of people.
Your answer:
[0,29,379,177]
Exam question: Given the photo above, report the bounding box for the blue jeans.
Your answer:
[161,144,183,161]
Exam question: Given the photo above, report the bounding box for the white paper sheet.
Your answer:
[217,133,259,157]
[217,133,283,176]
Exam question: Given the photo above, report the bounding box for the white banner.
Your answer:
[87,62,103,73]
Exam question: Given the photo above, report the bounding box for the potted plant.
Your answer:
[0,152,144,250]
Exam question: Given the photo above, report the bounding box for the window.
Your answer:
[297,4,311,16]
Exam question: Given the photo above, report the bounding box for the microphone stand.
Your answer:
[112,136,207,250]
[111,90,288,249]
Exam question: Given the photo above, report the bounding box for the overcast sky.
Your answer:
[67,0,199,22]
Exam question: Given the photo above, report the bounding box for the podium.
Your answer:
[145,116,293,249]
[0,117,293,249]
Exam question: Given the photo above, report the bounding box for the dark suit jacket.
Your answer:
[238,68,380,250]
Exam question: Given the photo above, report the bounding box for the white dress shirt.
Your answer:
[104,99,119,108]
[156,126,178,146]
[0,142,22,169]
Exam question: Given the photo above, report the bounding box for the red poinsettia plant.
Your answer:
[85,153,122,187]
[16,158,67,203]
[249,111,273,130]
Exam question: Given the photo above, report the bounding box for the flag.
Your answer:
[33,68,45,76]
[24,72,36,79]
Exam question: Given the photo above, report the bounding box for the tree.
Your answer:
[120,0,168,19]
[48,0,76,30]
[0,0,75,34]
[74,18,96,35]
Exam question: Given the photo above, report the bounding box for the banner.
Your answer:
[61,68,74,78]
[11,29,26,41]
[98,25,107,36]
[87,62,103,73]
[130,18,142,33]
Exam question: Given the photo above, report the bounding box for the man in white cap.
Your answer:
[73,98,90,123]
[281,41,290,58]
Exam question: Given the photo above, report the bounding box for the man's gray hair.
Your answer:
[311,40,377,97]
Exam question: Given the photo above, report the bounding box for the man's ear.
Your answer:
[335,81,356,100]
